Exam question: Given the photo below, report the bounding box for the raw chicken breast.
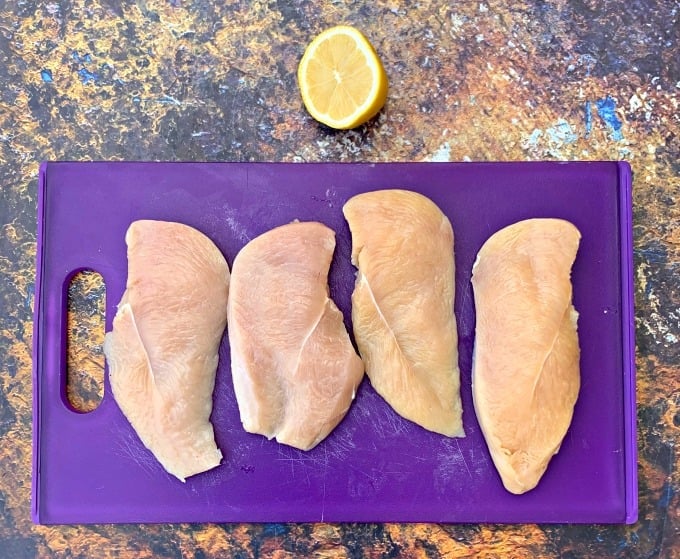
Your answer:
[104,220,229,482]
[471,218,581,494]
[228,221,364,451]
[343,190,464,437]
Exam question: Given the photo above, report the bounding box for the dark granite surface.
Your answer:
[1,0,679,557]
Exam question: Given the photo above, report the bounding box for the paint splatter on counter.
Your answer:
[595,95,624,141]
[521,118,580,158]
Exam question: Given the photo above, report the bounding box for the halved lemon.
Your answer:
[297,25,388,130]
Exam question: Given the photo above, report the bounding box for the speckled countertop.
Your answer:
[1,0,679,557]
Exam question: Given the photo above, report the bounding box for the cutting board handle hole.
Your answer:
[65,269,106,413]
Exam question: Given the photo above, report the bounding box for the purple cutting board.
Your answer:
[33,161,637,525]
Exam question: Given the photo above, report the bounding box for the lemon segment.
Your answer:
[297,26,388,130]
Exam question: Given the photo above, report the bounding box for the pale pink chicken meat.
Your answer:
[471,218,581,494]
[228,221,364,451]
[343,190,464,437]
[104,220,229,482]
